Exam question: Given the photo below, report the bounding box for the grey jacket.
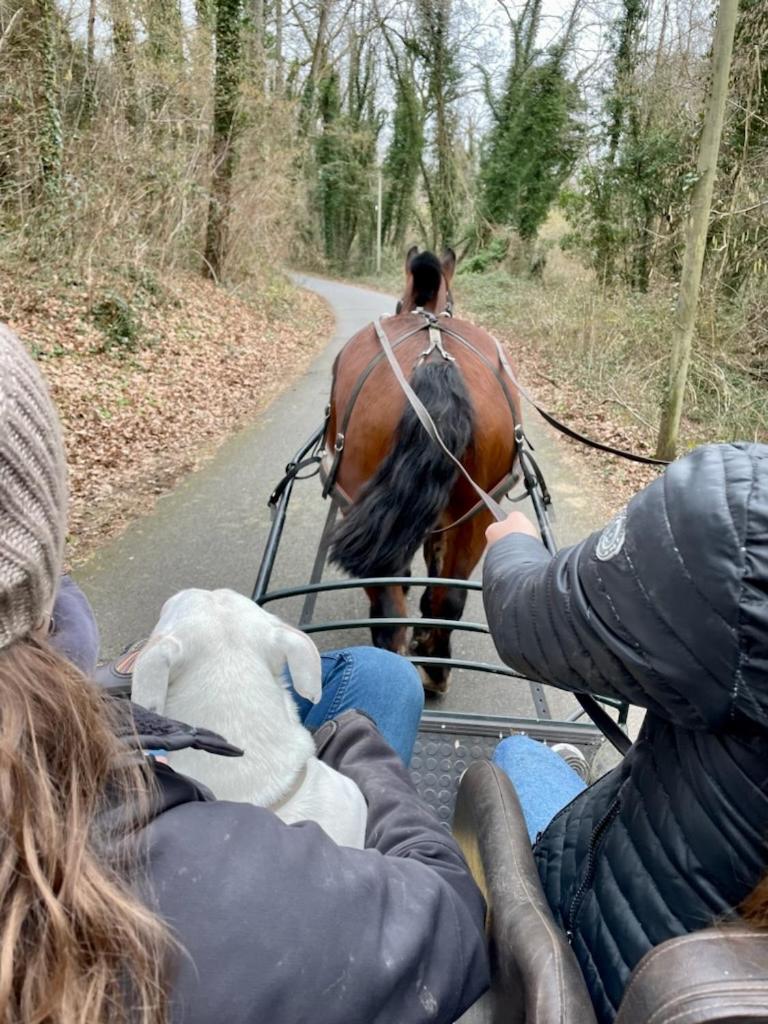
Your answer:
[119,704,489,1024]
[483,442,768,1023]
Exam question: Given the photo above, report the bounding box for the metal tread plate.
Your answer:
[411,710,604,827]
[410,731,500,828]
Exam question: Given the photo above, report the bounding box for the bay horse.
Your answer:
[323,247,521,694]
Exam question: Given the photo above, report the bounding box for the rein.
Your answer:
[430,319,669,468]
[370,311,636,756]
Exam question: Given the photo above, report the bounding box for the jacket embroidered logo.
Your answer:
[595,509,627,561]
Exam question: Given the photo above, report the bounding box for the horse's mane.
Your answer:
[410,251,442,306]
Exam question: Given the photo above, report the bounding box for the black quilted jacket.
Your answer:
[483,442,768,1023]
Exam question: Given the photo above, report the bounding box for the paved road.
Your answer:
[76,275,606,721]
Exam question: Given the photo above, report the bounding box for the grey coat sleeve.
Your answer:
[483,531,741,730]
[145,713,489,1024]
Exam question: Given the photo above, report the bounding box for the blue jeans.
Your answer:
[493,735,586,842]
[288,648,424,766]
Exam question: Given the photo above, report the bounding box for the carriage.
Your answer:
[245,273,767,1021]
[96,255,767,1022]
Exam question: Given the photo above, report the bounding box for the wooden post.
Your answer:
[655,0,739,460]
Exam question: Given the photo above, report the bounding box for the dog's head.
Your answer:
[130,589,322,715]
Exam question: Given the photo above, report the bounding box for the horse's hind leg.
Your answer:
[411,515,489,695]
[364,583,408,655]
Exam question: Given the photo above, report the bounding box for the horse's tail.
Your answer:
[330,361,473,578]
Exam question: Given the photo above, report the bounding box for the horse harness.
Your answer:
[320,310,526,534]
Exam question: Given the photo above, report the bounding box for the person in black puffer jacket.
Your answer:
[482,442,768,1024]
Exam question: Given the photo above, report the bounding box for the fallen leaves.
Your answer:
[0,267,334,563]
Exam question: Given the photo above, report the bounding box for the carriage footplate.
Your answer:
[411,710,605,828]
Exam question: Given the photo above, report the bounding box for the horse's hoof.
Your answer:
[418,665,450,697]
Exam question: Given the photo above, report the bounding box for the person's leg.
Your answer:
[288,648,424,765]
[493,735,586,842]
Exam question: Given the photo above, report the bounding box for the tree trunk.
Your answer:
[299,0,330,132]
[146,0,184,119]
[36,0,62,198]
[203,0,243,281]
[655,0,739,460]
[80,0,97,120]
[274,0,283,93]
[417,0,459,250]
[109,0,138,125]
[248,0,264,84]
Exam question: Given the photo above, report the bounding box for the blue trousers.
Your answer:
[493,735,586,842]
[288,648,424,766]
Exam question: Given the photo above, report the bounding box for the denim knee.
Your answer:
[352,647,424,717]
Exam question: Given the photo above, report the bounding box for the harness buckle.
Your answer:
[334,432,345,453]
[417,322,456,364]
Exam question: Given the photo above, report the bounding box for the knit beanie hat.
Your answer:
[0,323,67,650]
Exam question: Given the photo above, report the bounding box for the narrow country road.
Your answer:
[76,275,605,719]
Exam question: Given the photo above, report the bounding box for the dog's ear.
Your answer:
[276,624,322,704]
[131,635,181,714]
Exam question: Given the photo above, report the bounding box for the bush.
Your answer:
[458,237,509,275]
[91,292,141,355]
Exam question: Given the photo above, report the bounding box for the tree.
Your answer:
[592,0,647,285]
[313,55,380,269]
[414,0,461,250]
[36,0,63,198]
[109,0,138,125]
[655,0,740,460]
[381,63,423,250]
[713,0,768,298]
[203,0,244,280]
[480,44,582,244]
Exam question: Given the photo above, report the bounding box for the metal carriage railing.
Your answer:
[252,426,631,820]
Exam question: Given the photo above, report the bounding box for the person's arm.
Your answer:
[145,713,489,1024]
[483,514,735,729]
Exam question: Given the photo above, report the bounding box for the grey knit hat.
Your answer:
[0,323,67,649]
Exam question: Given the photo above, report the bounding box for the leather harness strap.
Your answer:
[323,313,522,526]
[372,318,509,523]
[322,321,429,499]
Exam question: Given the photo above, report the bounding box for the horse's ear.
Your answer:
[441,248,457,283]
[405,245,419,270]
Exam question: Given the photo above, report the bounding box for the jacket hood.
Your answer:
[576,442,768,729]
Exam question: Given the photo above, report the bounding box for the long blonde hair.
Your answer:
[0,639,170,1024]
[743,874,768,928]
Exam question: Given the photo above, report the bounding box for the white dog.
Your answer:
[131,588,367,848]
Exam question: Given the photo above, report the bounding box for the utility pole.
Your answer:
[376,165,383,273]
[655,0,739,460]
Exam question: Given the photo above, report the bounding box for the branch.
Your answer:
[605,383,655,432]
[0,7,23,57]
[711,196,768,219]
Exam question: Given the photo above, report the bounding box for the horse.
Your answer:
[323,247,521,694]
